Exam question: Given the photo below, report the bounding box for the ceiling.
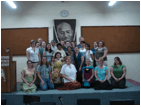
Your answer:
[1,1,140,16]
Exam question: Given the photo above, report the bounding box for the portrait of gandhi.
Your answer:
[54,19,76,43]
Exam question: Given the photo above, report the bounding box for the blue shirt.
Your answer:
[37,64,51,79]
[82,66,95,74]
[95,66,108,81]
[73,52,83,68]
[77,44,82,49]
[91,48,96,56]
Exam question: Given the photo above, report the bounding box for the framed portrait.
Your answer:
[54,19,76,43]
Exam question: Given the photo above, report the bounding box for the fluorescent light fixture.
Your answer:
[6,1,17,9]
[108,1,116,6]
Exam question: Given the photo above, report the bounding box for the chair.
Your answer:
[77,99,100,105]
[1,98,6,105]
[23,95,40,105]
[110,99,134,105]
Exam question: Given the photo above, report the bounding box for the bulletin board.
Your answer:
[1,28,48,55]
[81,26,140,53]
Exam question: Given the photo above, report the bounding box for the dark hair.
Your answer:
[57,43,62,47]
[54,52,62,58]
[35,41,39,45]
[45,43,53,53]
[80,41,86,44]
[99,40,105,47]
[65,41,70,44]
[114,57,122,66]
[40,56,49,67]
[74,46,79,49]
[85,43,90,50]
[67,46,72,50]
[27,60,33,68]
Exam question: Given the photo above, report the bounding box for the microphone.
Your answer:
[58,96,64,105]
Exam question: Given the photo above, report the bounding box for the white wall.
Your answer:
[1,1,140,82]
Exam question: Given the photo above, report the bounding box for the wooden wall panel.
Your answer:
[1,28,48,55]
[81,26,140,53]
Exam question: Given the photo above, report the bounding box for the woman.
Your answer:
[73,46,84,83]
[43,43,54,65]
[37,56,54,90]
[71,41,76,52]
[26,40,41,88]
[52,52,64,88]
[79,41,86,66]
[52,43,66,62]
[91,41,98,67]
[35,41,40,49]
[95,40,108,66]
[66,46,74,64]
[110,57,127,88]
[85,43,94,66]
[57,56,81,90]
[39,41,46,57]
[20,60,37,93]
[94,57,112,90]
[82,59,95,88]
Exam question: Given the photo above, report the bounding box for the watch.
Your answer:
[61,10,69,17]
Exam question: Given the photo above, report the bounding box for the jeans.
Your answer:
[40,78,54,90]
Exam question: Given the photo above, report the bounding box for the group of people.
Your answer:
[20,37,127,93]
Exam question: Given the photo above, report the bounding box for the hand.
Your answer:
[82,79,84,82]
[79,67,81,71]
[115,78,119,82]
[87,79,90,82]
[41,81,45,86]
[100,80,104,83]
[74,80,77,83]
[29,83,33,87]
[26,83,30,87]
[52,59,55,63]
[50,79,54,84]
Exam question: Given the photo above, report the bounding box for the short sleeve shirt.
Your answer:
[26,47,39,62]
[73,52,83,68]
[53,49,66,58]
[45,51,54,63]
[86,50,93,62]
[112,64,126,78]
[95,66,108,81]
[37,64,51,79]
[95,47,108,61]
[60,64,77,83]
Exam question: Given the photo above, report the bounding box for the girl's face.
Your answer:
[42,42,46,48]
[27,61,33,68]
[99,59,104,65]
[31,42,36,47]
[56,53,61,59]
[60,41,64,46]
[42,57,47,64]
[66,42,70,47]
[114,58,119,65]
[66,57,71,64]
[99,41,103,47]
[86,59,90,65]
[85,45,89,50]
[36,43,40,48]
[68,47,71,52]
[71,42,75,46]
[47,44,51,49]
[94,42,97,47]
[74,47,79,52]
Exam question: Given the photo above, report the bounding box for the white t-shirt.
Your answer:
[86,50,93,62]
[53,49,66,58]
[79,48,86,58]
[60,64,77,83]
[51,45,57,52]
[26,47,39,62]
